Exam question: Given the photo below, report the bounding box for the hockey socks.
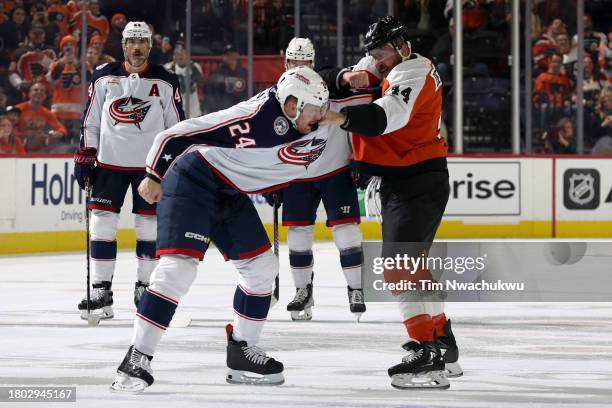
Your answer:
[289,250,313,288]
[340,246,363,289]
[132,287,178,356]
[232,285,271,345]
[403,314,435,343]
[91,240,117,282]
[136,240,157,284]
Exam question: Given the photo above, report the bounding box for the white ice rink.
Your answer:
[1,242,611,408]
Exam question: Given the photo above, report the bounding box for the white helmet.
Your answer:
[285,37,315,67]
[276,66,329,127]
[122,21,152,45]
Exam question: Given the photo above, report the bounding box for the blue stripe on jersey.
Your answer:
[233,285,271,321]
[340,247,363,269]
[137,289,177,329]
[91,240,117,260]
[289,250,314,268]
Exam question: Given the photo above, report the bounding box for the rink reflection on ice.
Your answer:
[1,242,611,408]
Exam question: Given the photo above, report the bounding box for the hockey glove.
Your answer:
[74,147,97,190]
[262,190,283,208]
[350,162,372,190]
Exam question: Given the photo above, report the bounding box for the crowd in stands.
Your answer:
[1,0,610,155]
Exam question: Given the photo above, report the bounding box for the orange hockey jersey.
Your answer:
[352,54,447,176]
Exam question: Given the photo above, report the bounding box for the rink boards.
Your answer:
[0,155,611,254]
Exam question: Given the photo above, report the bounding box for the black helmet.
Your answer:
[364,16,408,53]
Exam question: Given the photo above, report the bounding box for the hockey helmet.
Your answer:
[364,16,410,58]
[276,66,329,128]
[285,37,315,68]
[122,21,152,45]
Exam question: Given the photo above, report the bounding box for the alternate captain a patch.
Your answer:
[109,96,152,129]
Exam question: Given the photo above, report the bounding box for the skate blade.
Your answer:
[80,306,113,321]
[390,371,450,390]
[290,308,312,321]
[445,362,463,378]
[226,369,284,386]
[109,372,149,394]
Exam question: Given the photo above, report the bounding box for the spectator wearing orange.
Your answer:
[11,23,56,95]
[46,35,91,143]
[103,12,127,61]
[89,34,115,63]
[534,53,572,133]
[71,0,109,43]
[0,114,25,154]
[444,0,488,32]
[533,18,567,71]
[15,81,66,153]
[47,0,73,37]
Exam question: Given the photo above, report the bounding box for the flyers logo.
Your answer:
[109,96,152,129]
[277,137,326,167]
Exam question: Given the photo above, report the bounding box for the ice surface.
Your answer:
[1,243,611,408]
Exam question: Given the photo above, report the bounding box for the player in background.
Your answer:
[110,67,330,392]
[321,16,461,389]
[75,21,185,321]
[268,37,367,321]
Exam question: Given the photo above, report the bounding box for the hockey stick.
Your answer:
[271,193,280,306]
[84,180,100,326]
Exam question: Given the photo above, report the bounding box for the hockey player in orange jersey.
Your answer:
[321,16,461,389]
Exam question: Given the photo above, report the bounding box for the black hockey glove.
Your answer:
[74,147,97,190]
[350,162,372,190]
[262,190,283,208]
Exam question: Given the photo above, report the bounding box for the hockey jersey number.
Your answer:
[229,122,256,148]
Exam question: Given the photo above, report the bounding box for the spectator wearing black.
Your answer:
[104,12,127,61]
[4,7,29,52]
[260,0,290,54]
[204,44,247,113]
[543,117,576,154]
[572,14,606,59]
[30,2,60,49]
[431,17,453,82]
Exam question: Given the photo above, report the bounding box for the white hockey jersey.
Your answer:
[81,62,185,169]
[145,87,372,182]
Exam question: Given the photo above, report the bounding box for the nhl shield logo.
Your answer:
[563,169,600,210]
[274,116,290,136]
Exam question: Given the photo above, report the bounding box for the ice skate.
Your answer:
[287,283,314,321]
[110,346,154,393]
[347,286,366,321]
[78,281,114,320]
[436,319,463,378]
[133,281,149,308]
[225,324,284,385]
[388,341,449,390]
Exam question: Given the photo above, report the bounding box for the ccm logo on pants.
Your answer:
[184,232,208,242]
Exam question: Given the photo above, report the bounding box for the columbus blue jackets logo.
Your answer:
[278,137,326,167]
[109,96,152,129]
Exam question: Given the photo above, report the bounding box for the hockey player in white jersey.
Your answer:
[75,21,185,321]
[110,67,334,392]
[268,37,375,321]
